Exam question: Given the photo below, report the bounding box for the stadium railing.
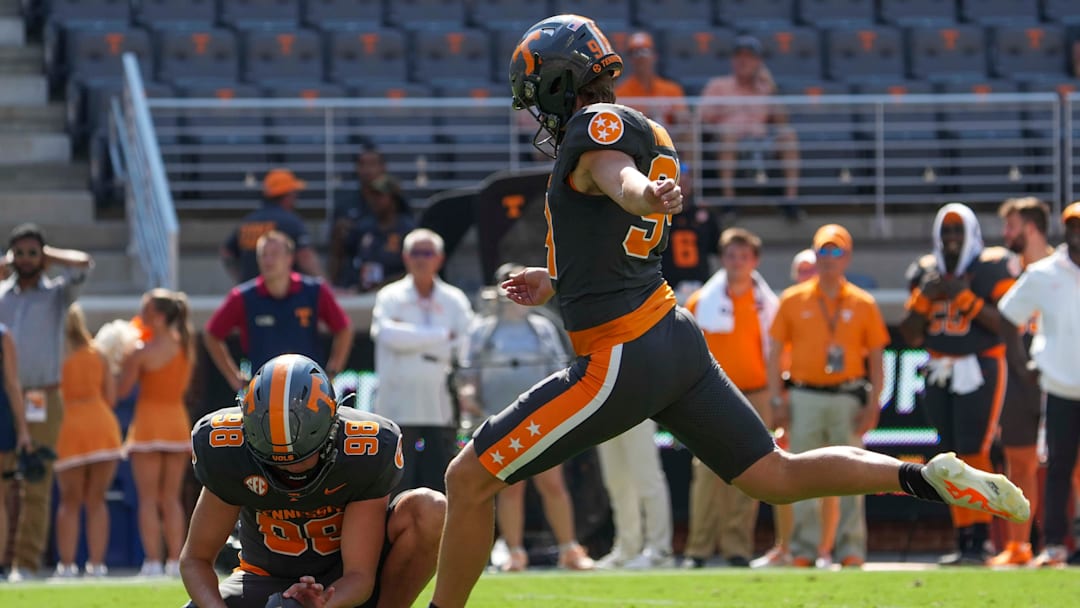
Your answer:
[136,88,1064,228]
[110,52,179,290]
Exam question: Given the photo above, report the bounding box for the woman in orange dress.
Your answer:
[54,303,122,578]
[117,289,193,578]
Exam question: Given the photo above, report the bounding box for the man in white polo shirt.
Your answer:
[997,201,1080,567]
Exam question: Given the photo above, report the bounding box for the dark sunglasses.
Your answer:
[407,249,438,259]
[816,247,845,258]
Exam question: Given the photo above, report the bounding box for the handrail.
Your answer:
[119,53,179,290]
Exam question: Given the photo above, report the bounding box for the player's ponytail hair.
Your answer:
[147,288,195,360]
[579,71,616,106]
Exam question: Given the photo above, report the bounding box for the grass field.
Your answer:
[1,568,1077,607]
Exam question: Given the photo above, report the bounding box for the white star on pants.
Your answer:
[509,438,523,452]
[527,421,541,436]
[491,451,505,465]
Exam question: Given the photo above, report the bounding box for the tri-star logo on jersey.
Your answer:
[588,111,624,145]
[244,475,269,496]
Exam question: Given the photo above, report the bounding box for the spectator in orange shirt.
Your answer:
[683,228,778,568]
[700,36,801,221]
[768,225,890,568]
[614,32,688,130]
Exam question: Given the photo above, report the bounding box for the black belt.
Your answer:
[790,382,850,393]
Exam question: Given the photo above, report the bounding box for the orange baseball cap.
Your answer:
[813,224,853,252]
[1063,201,1080,223]
[628,32,655,52]
[263,169,306,198]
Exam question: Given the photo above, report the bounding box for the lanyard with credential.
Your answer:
[817,291,845,342]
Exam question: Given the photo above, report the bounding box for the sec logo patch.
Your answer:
[244,475,269,496]
[588,111,624,145]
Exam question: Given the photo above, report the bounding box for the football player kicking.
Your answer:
[426,14,1031,608]
[181,354,445,608]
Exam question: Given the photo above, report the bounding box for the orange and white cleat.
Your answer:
[922,452,1031,524]
[986,541,1033,567]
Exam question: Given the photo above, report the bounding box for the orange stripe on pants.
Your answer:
[479,348,615,479]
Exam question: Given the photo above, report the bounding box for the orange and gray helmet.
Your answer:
[510,14,622,151]
[241,354,340,496]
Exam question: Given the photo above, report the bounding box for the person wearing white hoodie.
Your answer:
[682,228,777,568]
[898,203,1021,565]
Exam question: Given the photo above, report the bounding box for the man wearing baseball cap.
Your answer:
[768,224,890,568]
[614,31,688,130]
[998,202,1080,567]
[700,34,802,221]
[221,168,323,283]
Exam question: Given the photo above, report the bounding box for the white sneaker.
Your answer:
[139,561,164,577]
[595,548,633,570]
[922,452,1031,524]
[750,546,793,568]
[164,560,181,578]
[814,556,834,569]
[52,563,79,578]
[84,563,109,578]
[622,549,675,570]
[7,567,27,583]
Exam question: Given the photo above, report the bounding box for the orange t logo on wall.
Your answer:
[295,306,312,327]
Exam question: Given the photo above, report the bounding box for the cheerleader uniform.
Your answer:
[125,350,191,453]
[55,346,123,471]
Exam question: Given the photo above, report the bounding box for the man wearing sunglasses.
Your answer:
[767,224,889,569]
[0,223,93,582]
[371,229,473,497]
[898,203,1021,566]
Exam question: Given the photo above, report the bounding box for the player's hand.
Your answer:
[941,274,970,299]
[918,271,948,301]
[281,576,335,608]
[15,428,32,455]
[645,178,683,215]
[501,266,555,307]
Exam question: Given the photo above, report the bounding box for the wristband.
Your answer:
[905,288,933,317]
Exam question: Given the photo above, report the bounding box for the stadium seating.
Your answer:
[958,0,1039,25]
[1043,0,1080,24]
[633,0,713,30]
[550,0,631,29]
[990,25,1067,81]
[326,29,408,86]
[64,26,153,141]
[716,0,794,27]
[156,28,240,86]
[878,0,956,26]
[219,0,301,30]
[411,29,492,87]
[303,0,383,31]
[751,27,822,81]
[468,0,551,30]
[46,0,129,26]
[798,0,876,27]
[385,0,468,31]
[133,0,217,29]
[826,26,905,83]
[908,25,988,81]
[657,27,735,93]
[242,29,324,84]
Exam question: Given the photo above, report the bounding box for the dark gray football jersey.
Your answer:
[191,406,404,580]
[547,102,680,334]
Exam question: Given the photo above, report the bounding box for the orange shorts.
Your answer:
[55,398,123,471]
[126,400,192,454]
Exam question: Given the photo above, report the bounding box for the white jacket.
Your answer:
[692,269,779,360]
[371,276,473,426]
[998,246,1080,400]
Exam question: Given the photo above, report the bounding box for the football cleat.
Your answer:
[922,452,1030,524]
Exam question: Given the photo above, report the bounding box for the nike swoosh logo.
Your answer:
[324,483,346,495]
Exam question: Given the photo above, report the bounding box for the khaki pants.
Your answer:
[787,387,865,562]
[685,389,770,561]
[12,387,63,571]
[596,420,672,557]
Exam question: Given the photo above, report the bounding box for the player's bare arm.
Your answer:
[293,496,389,608]
[574,149,684,217]
[179,488,243,608]
[500,266,554,307]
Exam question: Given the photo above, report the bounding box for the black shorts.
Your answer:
[999,365,1042,447]
[472,307,776,485]
[919,354,1006,455]
[185,495,400,608]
